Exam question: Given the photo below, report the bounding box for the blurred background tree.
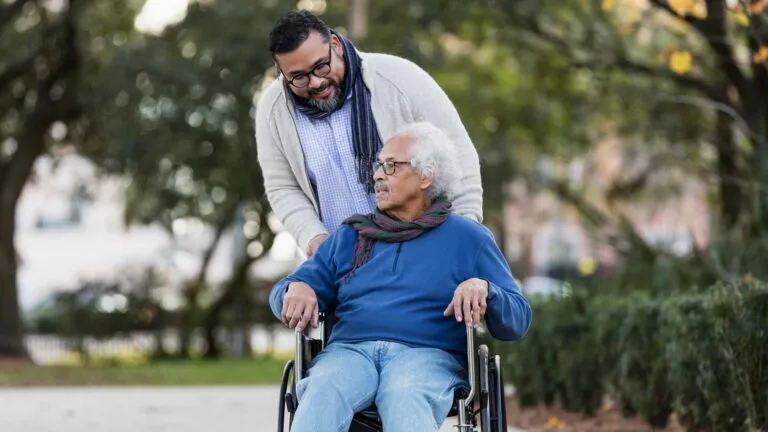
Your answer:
[2,0,767,364]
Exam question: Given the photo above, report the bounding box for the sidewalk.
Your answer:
[0,386,524,432]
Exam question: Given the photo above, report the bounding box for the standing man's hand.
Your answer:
[443,278,489,328]
[282,281,319,332]
[306,233,329,257]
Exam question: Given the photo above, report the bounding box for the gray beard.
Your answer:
[307,87,343,112]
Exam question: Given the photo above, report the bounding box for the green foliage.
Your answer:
[664,280,768,431]
[612,297,672,428]
[501,279,768,431]
[505,289,606,415]
[662,290,747,431]
[26,280,173,338]
[0,358,288,386]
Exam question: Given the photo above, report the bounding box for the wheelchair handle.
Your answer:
[294,329,305,382]
[457,326,476,431]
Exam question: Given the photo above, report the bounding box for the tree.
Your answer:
[81,0,296,357]
[0,0,82,359]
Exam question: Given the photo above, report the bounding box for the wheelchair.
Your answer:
[277,313,508,432]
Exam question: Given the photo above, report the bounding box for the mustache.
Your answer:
[309,81,333,95]
[375,182,389,192]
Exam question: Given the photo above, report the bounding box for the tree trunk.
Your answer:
[346,0,368,41]
[715,108,743,231]
[202,255,255,359]
[0,201,26,359]
[177,201,238,358]
[0,0,80,360]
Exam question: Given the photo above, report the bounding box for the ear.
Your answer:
[331,34,343,55]
[419,168,434,191]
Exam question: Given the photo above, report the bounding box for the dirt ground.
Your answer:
[506,399,685,432]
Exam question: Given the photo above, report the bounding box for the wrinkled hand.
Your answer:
[443,278,489,328]
[306,234,329,257]
[281,281,319,332]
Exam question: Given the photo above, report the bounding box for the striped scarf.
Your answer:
[341,196,452,282]
[289,30,381,194]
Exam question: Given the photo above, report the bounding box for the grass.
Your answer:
[0,356,290,387]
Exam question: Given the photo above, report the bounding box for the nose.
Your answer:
[373,164,385,181]
[308,74,325,89]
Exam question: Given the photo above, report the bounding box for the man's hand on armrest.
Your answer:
[282,281,319,332]
[443,278,489,328]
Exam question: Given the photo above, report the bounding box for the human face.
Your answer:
[373,135,432,220]
[274,31,346,112]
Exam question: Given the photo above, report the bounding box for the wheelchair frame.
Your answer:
[277,314,508,432]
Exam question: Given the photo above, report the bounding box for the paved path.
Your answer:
[0,386,522,431]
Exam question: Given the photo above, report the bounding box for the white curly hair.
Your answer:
[389,121,461,201]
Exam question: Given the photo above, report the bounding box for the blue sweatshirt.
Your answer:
[269,214,532,361]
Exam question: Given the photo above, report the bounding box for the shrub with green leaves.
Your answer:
[501,278,767,432]
[662,280,768,431]
[503,289,605,414]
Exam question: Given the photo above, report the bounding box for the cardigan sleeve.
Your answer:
[254,88,328,251]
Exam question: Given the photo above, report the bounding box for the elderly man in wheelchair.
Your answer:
[271,122,532,432]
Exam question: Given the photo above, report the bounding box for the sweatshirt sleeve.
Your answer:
[397,59,483,223]
[254,91,328,251]
[472,236,532,341]
[268,229,340,320]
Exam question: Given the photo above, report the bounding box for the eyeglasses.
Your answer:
[283,45,333,89]
[373,160,411,176]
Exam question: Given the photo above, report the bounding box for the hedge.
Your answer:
[500,279,768,431]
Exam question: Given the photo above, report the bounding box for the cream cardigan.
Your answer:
[254,52,484,250]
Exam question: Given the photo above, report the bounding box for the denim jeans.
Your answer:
[290,340,467,432]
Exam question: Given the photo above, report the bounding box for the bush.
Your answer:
[611,297,673,428]
[503,289,606,415]
[662,280,768,431]
[502,279,768,431]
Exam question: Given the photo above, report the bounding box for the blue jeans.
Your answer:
[290,340,467,432]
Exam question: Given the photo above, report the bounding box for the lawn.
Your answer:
[0,357,289,387]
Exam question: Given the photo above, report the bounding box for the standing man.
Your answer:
[255,10,483,257]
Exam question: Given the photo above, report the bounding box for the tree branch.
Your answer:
[1,2,79,206]
[512,15,719,99]
[0,50,37,91]
[648,0,754,115]
[647,0,697,25]
[193,200,240,288]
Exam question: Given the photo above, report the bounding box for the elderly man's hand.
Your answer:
[282,281,319,332]
[443,278,489,328]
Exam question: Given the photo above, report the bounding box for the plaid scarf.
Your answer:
[288,30,382,194]
[341,196,452,282]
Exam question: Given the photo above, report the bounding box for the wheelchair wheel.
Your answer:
[278,359,300,432]
[488,355,507,432]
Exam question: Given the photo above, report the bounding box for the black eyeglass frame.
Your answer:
[281,44,333,89]
[373,160,412,176]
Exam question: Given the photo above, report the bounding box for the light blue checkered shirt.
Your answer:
[294,94,378,234]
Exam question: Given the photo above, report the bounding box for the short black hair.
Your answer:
[269,10,331,56]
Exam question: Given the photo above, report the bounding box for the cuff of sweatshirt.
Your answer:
[270,279,292,319]
[480,278,500,303]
